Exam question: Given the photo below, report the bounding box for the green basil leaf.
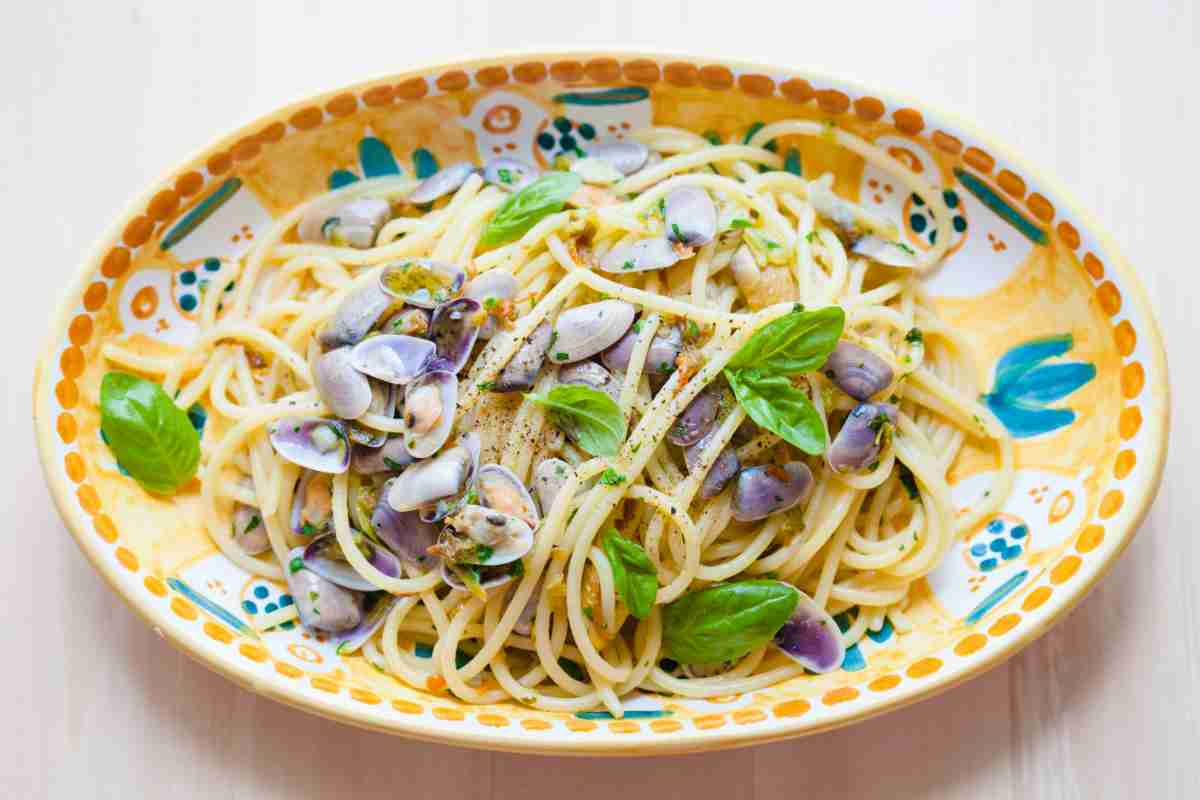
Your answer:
[662,580,800,664]
[726,306,845,374]
[725,369,827,454]
[480,172,582,246]
[100,372,201,494]
[525,384,626,458]
[601,529,658,619]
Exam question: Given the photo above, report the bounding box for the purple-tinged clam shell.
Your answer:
[314,346,373,420]
[332,594,399,654]
[600,322,639,373]
[827,403,898,474]
[372,477,441,568]
[585,140,649,175]
[773,590,845,673]
[402,369,456,458]
[302,532,403,591]
[430,298,484,373]
[549,300,636,363]
[441,562,516,594]
[318,283,393,348]
[407,162,478,205]
[483,156,539,192]
[477,464,539,527]
[387,435,478,513]
[511,577,544,637]
[286,548,363,633]
[379,259,466,309]
[346,379,395,448]
[684,427,740,499]
[532,458,574,515]
[463,270,518,340]
[598,237,681,274]
[232,504,269,555]
[665,187,717,248]
[269,418,350,473]
[298,196,390,249]
[290,470,334,536]
[646,325,683,389]
[822,341,894,401]
[351,436,416,474]
[851,235,919,268]
[558,361,620,403]
[349,334,435,385]
[381,306,431,337]
[494,321,552,392]
[436,505,534,566]
[732,462,814,522]
[667,384,721,446]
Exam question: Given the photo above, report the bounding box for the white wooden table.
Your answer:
[4,2,1195,797]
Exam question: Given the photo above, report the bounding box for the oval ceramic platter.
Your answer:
[34,53,1168,755]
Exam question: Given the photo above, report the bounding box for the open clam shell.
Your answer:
[302,531,403,591]
[290,470,335,536]
[665,186,717,248]
[430,298,484,373]
[585,141,649,175]
[351,436,416,474]
[333,594,398,655]
[298,196,390,249]
[269,418,350,474]
[407,162,478,205]
[462,271,518,340]
[386,434,479,513]
[476,464,539,527]
[318,283,393,348]
[286,548,363,634]
[346,379,395,448]
[402,369,456,458]
[372,477,441,568]
[379,259,465,309]
[349,334,435,385]
[438,505,534,566]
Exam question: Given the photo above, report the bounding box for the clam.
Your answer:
[402,369,456,458]
[418,433,481,523]
[494,321,552,392]
[548,300,636,364]
[298,196,390,249]
[441,562,517,593]
[827,403,898,473]
[314,346,373,420]
[407,162,478,205]
[269,418,350,473]
[667,384,721,446]
[850,235,919,268]
[646,325,683,389]
[351,436,416,473]
[433,505,534,566]
[684,429,740,500]
[732,462,815,522]
[664,187,717,248]
[333,594,398,655]
[511,577,544,637]
[381,307,431,337]
[372,477,440,567]
[379,259,466,309]
[586,141,649,175]
[533,458,574,515]
[290,470,334,536]
[558,361,620,402]
[570,157,624,186]
[349,334,435,385]
[302,532,403,591]
[773,590,845,673]
[600,322,639,373]
[463,271,518,339]
[318,283,393,348]
[822,341,894,400]
[232,504,269,555]
[483,156,539,192]
[287,551,364,633]
[476,464,539,527]
[386,435,479,513]
[598,237,680,274]
[806,181,860,238]
[429,298,484,372]
[346,379,395,448]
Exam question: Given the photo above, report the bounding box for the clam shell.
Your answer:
[585,141,649,175]
[851,235,919,268]
[379,259,466,309]
[318,283,393,348]
[664,187,717,247]
[332,594,398,654]
[549,300,636,363]
[269,418,350,473]
[286,548,363,633]
[290,470,334,535]
[302,532,403,591]
[476,464,539,527]
[483,157,539,191]
[430,298,484,372]
[351,436,416,474]
[349,334,435,385]
[827,403,898,473]
[232,504,269,555]
[441,562,516,593]
[298,196,390,249]
[558,361,620,403]
[773,589,845,673]
[372,477,441,567]
[314,346,373,420]
[407,162,478,205]
[462,271,518,339]
[441,504,534,566]
[532,458,574,515]
[598,237,681,274]
[386,436,478,513]
[732,462,814,522]
[402,369,456,458]
[346,379,395,448]
[822,341,894,401]
[495,321,552,392]
[667,384,720,446]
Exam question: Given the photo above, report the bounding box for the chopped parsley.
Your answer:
[510,559,525,578]
[657,197,666,216]
[497,168,513,184]
[671,223,684,241]
[898,463,920,501]
[659,362,675,374]
[622,260,635,271]
[904,328,924,345]
[555,351,568,360]
[730,219,752,229]
[383,457,406,470]
[244,514,261,532]
[582,607,594,620]
[288,557,304,574]
[895,241,916,255]
[599,468,626,486]
[473,544,494,563]
[632,319,644,334]
[483,296,499,311]
[685,320,700,340]
[806,230,819,244]
[792,303,806,313]
[477,381,497,392]
[300,522,317,536]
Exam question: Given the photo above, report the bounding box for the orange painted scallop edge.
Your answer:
[32,51,1169,756]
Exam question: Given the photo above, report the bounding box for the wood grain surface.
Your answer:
[4,1,1195,797]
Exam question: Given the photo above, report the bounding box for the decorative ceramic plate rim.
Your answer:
[33,50,1169,755]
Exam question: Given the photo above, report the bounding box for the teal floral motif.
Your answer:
[328,137,441,189]
[982,334,1096,438]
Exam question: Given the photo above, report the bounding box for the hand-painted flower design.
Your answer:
[982,334,1096,438]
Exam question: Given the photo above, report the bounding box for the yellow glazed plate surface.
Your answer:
[34,52,1168,754]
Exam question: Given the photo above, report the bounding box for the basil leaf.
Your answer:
[480,172,582,246]
[662,580,800,664]
[525,384,626,458]
[601,530,658,619]
[725,369,827,454]
[726,306,845,374]
[100,372,201,494]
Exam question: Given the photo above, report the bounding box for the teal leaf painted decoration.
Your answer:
[553,87,650,106]
[412,148,439,179]
[328,170,359,190]
[359,136,400,178]
[954,167,1047,245]
[784,147,802,176]
[982,334,1096,438]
